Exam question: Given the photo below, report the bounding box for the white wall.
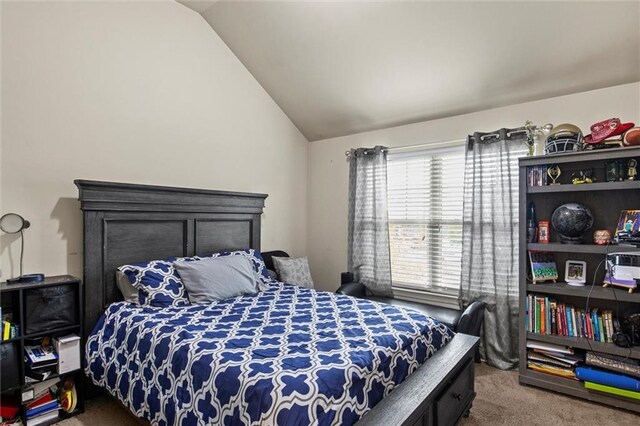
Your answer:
[308,82,640,292]
[0,0,309,280]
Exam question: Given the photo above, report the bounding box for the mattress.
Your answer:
[85,283,454,426]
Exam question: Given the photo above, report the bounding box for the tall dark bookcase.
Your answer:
[518,146,640,413]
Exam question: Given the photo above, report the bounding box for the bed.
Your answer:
[76,180,479,426]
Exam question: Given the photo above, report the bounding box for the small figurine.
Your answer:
[628,159,637,181]
[547,164,561,185]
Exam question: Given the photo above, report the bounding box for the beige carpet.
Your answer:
[57,363,639,425]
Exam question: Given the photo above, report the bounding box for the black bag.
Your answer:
[24,286,77,335]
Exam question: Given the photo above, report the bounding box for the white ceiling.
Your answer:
[180,1,640,141]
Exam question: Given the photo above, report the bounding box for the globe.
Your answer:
[551,203,594,244]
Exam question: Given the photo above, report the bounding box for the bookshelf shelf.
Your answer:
[24,324,80,339]
[520,369,639,413]
[526,282,640,303]
[519,148,640,412]
[527,243,639,254]
[526,332,640,359]
[527,180,640,194]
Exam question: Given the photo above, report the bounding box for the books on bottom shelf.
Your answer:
[584,381,640,400]
[585,352,640,379]
[576,362,640,401]
[526,340,583,380]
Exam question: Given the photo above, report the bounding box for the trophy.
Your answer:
[547,164,561,185]
[628,159,637,181]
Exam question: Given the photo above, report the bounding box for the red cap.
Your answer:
[584,118,635,144]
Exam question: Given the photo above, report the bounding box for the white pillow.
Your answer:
[174,255,259,304]
[115,271,139,304]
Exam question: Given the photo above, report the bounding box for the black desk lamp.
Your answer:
[0,213,44,283]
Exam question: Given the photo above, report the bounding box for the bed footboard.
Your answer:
[356,333,479,426]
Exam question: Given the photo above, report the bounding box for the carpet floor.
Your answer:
[57,363,638,425]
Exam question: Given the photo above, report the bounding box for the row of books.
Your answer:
[527,338,640,401]
[527,165,549,187]
[2,320,19,341]
[525,295,617,342]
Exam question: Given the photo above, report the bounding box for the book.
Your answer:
[29,378,60,402]
[534,349,583,365]
[527,350,575,368]
[584,381,640,400]
[586,352,640,379]
[25,409,58,426]
[598,316,605,343]
[2,321,10,340]
[606,311,615,342]
[575,366,640,392]
[25,400,59,419]
[25,392,53,411]
[528,361,577,380]
[526,340,574,354]
[24,346,58,369]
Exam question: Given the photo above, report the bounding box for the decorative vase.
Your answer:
[551,203,594,244]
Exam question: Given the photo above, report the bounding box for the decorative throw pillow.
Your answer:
[118,257,198,307]
[272,257,314,288]
[174,255,258,304]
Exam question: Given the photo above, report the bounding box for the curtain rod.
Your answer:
[344,128,529,157]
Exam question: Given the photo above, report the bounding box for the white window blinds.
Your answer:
[387,144,466,296]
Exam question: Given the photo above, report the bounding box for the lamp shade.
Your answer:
[0,213,30,234]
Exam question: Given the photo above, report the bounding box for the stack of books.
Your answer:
[526,340,583,380]
[24,345,58,383]
[526,296,617,342]
[576,362,640,401]
[22,378,60,426]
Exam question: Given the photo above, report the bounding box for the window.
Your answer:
[387,143,466,299]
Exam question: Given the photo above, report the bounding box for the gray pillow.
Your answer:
[116,271,139,304]
[272,257,314,288]
[173,255,258,304]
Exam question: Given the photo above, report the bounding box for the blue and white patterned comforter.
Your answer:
[85,283,454,426]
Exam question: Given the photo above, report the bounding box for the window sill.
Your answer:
[392,286,460,310]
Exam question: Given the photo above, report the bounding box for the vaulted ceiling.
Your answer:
[179,1,640,141]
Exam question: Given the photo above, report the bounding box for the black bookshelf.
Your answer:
[0,275,84,423]
[518,147,640,413]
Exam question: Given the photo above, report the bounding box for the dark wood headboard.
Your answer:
[75,180,267,339]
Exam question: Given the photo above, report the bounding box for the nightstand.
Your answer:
[0,275,84,424]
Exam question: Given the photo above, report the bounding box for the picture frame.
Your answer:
[565,260,587,286]
[537,220,550,243]
[528,251,558,283]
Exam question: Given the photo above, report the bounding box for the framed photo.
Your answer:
[565,260,586,286]
[537,220,550,243]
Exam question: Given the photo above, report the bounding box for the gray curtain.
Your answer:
[460,128,528,370]
[348,146,393,297]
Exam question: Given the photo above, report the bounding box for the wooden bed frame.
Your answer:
[76,179,479,426]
